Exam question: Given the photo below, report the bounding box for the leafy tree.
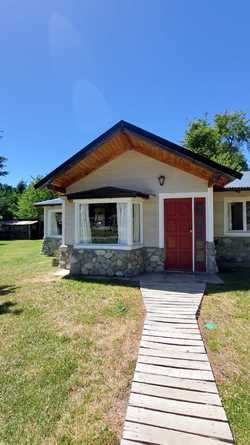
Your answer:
[16,180,26,194]
[0,184,19,219]
[15,176,58,219]
[183,112,250,171]
[0,156,7,177]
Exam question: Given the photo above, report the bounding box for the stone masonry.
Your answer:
[41,237,62,256]
[58,246,165,277]
[58,243,219,276]
[206,241,218,273]
[215,237,250,269]
[143,247,165,272]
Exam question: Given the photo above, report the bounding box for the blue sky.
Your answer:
[1,0,250,185]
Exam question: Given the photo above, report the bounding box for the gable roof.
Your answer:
[35,120,242,192]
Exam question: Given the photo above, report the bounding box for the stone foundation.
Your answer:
[143,247,165,272]
[206,241,218,273]
[69,247,145,277]
[59,244,73,269]
[58,243,219,277]
[41,237,62,256]
[215,237,250,269]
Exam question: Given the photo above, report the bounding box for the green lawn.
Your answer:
[0,240,143,445]
[200,271,250,445]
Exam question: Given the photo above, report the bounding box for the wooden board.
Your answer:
[120,281,234,445]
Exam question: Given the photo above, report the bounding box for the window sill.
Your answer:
[74,243,144,251]
[224,232,250,237]
[45,235,62,239]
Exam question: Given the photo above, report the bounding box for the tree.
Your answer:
[15,176,58,219]
[183,112,250,171]
[0,130,7,177]
[0,184,19,219]
[16,180,27,194]
[0,156,7,177]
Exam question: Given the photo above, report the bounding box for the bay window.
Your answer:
[75,199,143,248]
[225,198,250,234]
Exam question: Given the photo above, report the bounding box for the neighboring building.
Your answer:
[0,220,39,240]
[35,120,249,276]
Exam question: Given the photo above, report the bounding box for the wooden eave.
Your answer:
[36,121,241,193]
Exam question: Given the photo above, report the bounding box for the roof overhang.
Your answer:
[34,198,63,207]
[35,121,242,193]
[67,186,149,200]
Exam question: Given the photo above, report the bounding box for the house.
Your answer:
[34,198,63,255]
[35,120,250,276]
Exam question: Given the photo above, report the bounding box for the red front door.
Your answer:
[164,198,193,271]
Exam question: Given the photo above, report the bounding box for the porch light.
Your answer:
[158,175,165,186]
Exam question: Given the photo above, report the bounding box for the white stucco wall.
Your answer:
[64,150,209,246]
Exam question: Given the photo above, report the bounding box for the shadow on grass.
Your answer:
[207,270,250,294]
[63,274,139,288]
[0,285,17,296]
[0,301,23,316]
[0,285,22,315]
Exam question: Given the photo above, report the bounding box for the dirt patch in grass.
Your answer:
[0,241,144,445]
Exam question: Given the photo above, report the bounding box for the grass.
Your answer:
[0,240,144,445]
[200,270,250,445]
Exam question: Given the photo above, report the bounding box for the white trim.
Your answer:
[159,192,208,248]
[207,187,214,242]
[47,207,63,238]
[158,192,209,273]
[192,198,195,272]
[74,243,143,250]
[74,197,144,248]
[224,196,250,236]
[127,202,133,245]
[43,207,48,238]
[62,198,66,245]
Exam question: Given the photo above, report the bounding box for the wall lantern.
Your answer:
[158,175,166,186]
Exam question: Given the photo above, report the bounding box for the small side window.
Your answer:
[228,202,243,231]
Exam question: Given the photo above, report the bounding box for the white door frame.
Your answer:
[158,189,213,272]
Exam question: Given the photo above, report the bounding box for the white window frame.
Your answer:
[74,197,144,250]
[158,190,212,273]
[46,208,63,238]
[224,197,250,236]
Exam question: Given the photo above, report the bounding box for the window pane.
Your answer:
[247,202,250,231]
[89,203,118,244]
[50,211,62,235]
[230,202,243,230]
[133,204,140,243]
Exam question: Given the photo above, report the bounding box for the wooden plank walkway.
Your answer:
[121,278,234,444]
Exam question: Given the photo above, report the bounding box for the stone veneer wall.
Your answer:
[69,247,145,277]
[41,237,62,256]
[58,244,219,276]
[215,237,250,268]
[206,241,218,273]
[143,247,165,272]
[59,245,165,277]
